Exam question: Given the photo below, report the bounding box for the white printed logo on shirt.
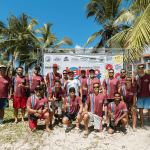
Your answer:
[4,81,8,83]
[129,93,133,95]
[37,79,41,81]
[113,83,116,85]
[99,100,103,103]
[40,103,44,105]
[144,79,149,82]
[75,102,78,105]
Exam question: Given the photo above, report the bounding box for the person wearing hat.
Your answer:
[46,63,62,98]
[26,85,51,133]
[86,69,102,95]
[78,70,89,103]
[65,70,82,98]
[62,87,83,132]
[0,65,13,127]
[26,66,45,97]
[12,67,29,125]
[48,80,66,128]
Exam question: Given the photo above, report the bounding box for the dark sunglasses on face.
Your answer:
[109,72,114,73]
[70,91,75,93]
[138,67,144,69]
[53,67,57,68]
[90,72,95,74]
[126,80,132,82]
[121,72,126,73]
[63,73,67,74]
[94,86,99,89]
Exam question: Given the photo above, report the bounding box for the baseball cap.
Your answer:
[35,85,42,91]
[34,66,41,70]
[68,70,74,74]
[53,64,58,67]
[69,87,75,92]
[0,65,6,69]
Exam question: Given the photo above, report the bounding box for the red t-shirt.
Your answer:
[78,76,89,95]
[108,101,127,121]
[26,96,48,110]
[118,76,127,87]
[12,76,27,97]
[86,78,101,94]
[86,93,107,117]
[120,85,137,103]
[102,78,120,99]
[63,96,82,114]
[49,87,66,102]
[26,74,44,93]
[46,72,62,91]
[60,77,68,87]
[0,76,12,98]
[133,74,150,97]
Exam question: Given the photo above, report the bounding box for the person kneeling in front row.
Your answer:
[62,87,83,132]
[26,85,52,133]
[107,92,128,134]
[83,82,107,138]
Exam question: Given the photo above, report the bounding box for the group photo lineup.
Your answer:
[0,0,150,150]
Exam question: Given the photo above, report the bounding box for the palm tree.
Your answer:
[0,13,40,75]
[84,0,129,51]
[108,0,150,62]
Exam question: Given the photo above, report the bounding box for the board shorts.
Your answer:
[63,111,79,121]
[109,120,122,130]
[82,95,87,103]
[137,97,150,109]
[0,98,9,108]
[13,96,27,109]
[88,112,103,130]
[107,99,114,103]
[29,112,48,130]
[49,101,62,115]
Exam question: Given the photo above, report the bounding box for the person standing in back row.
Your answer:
[133,64,150,128]
[86,69,102,95]
[46,64,62,98]
[78,70,89,103]
[102,69,120,103]
[0,65,13,127]
[65,70,82,98]
[12,67,29,124]
[118,69,127,86]
[26,66,45,97]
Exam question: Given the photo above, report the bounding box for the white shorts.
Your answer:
[88,112,102,130]
[49,101,62,115]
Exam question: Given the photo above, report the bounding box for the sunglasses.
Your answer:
[138,67,144,69]
[126,80,132,82]
[109,72,114,73]
[63,73,67,74]
[121,72,126,73]
[94,86,99,88]
[69,91,75,93]
[90,72,95,74]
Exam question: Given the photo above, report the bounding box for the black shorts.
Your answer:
[107,99,114,103]
[109,120,122,130]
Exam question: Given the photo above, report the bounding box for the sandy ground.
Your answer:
[0,107,150,150]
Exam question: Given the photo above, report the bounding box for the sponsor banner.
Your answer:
[44,54,123,83]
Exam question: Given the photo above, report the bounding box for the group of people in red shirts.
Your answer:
[0,63,150,138]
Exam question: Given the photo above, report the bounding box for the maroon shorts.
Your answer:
[13,96,27,109]
[29,112,48,130]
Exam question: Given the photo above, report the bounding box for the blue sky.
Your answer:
[0,0,103,49]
